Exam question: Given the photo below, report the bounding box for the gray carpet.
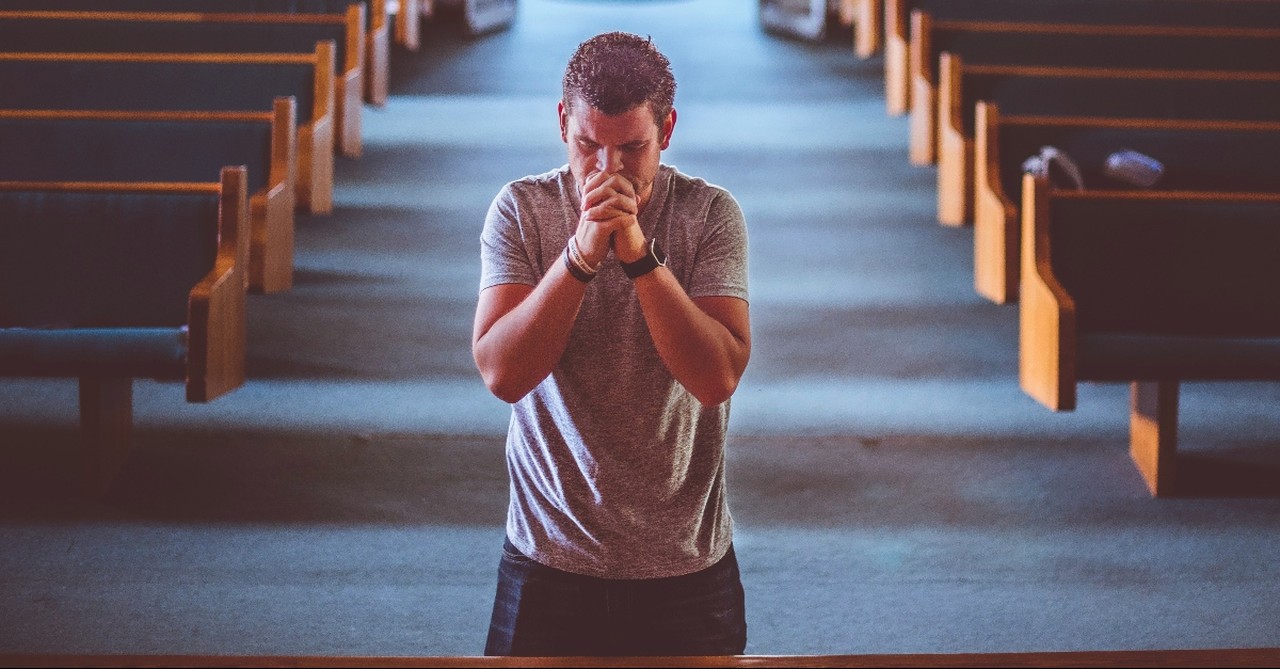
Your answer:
[2,0,1280,658]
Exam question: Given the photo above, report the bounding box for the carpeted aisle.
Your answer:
[1,0,1280,659]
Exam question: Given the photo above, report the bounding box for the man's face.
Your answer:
[559,97,675,212]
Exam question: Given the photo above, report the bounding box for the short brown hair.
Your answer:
[562,31,676,127]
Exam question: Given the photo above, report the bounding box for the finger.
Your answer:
[583,191,638,218]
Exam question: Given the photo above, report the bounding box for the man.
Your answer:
[472,31,751,656]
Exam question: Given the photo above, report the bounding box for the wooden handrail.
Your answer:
[0,109,274,122]
[0,51,316,64]
[0,180,221,193]
[3,648,1279,668]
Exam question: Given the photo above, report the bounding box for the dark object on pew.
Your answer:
[0,168,248,497]
[0,48,335,214]
[936,53,1280,226]
[1102,150,1164,189]
[0,101,296,293]
[0,0,395,103]
[974,105,1280,304]
[0,6,365,159]
[1019,176,1280,497]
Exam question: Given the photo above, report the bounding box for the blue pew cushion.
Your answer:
[0,327,187,379]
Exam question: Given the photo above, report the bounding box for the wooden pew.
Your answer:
[393,0,422,52]
[938,54,1280,226]
[1018,176,1280,496]
[0,0,389,105]
[0,101,296,293]
[3,648,1280,667]
[0,6,365,159]
[883,0,1280,115]
[974,106,1280,304]
[0,167,248,496]
[907,14,1280,166]
[0,48,335,214]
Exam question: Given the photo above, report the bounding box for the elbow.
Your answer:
[480,369,531,404]
[474,352,529,404]
[690,373,741,408]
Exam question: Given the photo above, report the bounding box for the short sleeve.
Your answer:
[480,182,539,293]
[688,190,749,302]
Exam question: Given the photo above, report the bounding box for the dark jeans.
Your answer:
[484,537,747,656]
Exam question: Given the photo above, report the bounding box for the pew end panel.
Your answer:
[884,0,909,113]
[298,40,337,214]
[907,10,936,164]
[188,166,249,403]
[936,51,972,226]
[1017,174,1076,412]
[333,2,365,158]
[394,0,421,51]
[252,97,299,293]
[972,101,1018,304]
[365,0,389,105]
[854,0,880,58]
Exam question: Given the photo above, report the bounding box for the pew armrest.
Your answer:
[1018,174,1077,411]
[186,167,248,403]
[973,101,1019,304]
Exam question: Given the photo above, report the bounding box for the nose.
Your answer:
[595,147,622,174]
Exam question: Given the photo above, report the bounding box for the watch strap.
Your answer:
[621,238,666,279]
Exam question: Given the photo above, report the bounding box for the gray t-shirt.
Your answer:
[479,163,749,579]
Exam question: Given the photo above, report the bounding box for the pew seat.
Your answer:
[1018,178,1280,496]
[0,169,248,496]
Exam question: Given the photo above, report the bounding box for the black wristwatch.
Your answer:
[620,238,667,279]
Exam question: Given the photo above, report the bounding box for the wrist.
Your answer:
[573,229,608,268]
[613,230,648,264]
[564,237,599,283]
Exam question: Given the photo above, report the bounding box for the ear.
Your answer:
[558,100,569,144]
[659,108,677,150]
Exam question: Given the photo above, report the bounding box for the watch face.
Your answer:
[652,239,667,265]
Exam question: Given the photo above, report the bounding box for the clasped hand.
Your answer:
[575,171,646,267]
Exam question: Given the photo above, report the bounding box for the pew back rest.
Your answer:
[0,188,220,329]
[1047,195,1280,338]
[913,0,1280,27]
[0,0,365,13]
[932,25,1280,84]
[0,10,357,72]
[997,125,1280,202]
[0,116,272,193]
[961,70,1280,136]
[0,54,321,124]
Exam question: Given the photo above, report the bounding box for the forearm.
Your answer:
[633,269,751,407]
[473,260,586,403]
